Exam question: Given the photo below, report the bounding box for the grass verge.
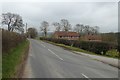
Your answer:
[41,40,119,59]
[2,40,29,78]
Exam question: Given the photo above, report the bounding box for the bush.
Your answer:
[2,29,26,54]
[40,37,118,55]
[106,49,119,58]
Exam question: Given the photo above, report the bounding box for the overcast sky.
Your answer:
[1,1,118,33]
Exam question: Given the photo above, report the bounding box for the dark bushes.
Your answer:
[40,37,118,55]
[2,29,26,54]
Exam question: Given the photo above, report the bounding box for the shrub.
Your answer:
[2,29,26,54]
[106,49,119,58]
[40,37,118,55]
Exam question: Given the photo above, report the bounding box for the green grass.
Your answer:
[41,40,119,59]
[2,40,29,78]
[56,43,94,54]
[106,49,119,58]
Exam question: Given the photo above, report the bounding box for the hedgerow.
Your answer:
[40,37,118,55]
[2,29,26,54]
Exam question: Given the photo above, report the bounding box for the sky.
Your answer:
[0,0,118,33]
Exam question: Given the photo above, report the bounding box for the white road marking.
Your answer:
[48,49,63,61]
[81,73,91,80]
[41,44,46,47]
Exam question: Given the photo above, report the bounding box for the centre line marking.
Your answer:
[48,49,63,61]
[81,73,91,80]
[41,44,45,47]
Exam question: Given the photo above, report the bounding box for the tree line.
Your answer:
[40,19,99,37]
[1,12,99,38]
[1,12,38,38]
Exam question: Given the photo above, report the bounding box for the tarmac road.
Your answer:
[23,39,118,78]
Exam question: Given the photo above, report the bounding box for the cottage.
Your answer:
[53,31,80,40]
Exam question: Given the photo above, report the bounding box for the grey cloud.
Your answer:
[1,2,118,33]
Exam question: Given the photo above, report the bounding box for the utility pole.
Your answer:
[26,23,27,33]
[25,23,28,38]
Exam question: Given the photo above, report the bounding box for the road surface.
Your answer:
[23,39,118,78]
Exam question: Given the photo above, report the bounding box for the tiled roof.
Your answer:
[54,31,79,37]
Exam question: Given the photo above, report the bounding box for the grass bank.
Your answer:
[2,40,29,78]
[41,40,119,59]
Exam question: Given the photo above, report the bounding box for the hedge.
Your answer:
[40,37,118,55]
[2,29,26,54]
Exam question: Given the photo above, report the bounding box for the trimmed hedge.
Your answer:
[2,29,26,54]
[40,37,118,55]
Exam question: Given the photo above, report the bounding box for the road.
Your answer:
[23,39,118,78]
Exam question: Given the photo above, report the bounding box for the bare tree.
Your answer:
[94,26,99,34]
[2,12,14,31]
[74,24,84,35]
[12,15,24,32]
[83,25,91,35]
[61,19,71,31]
[52,22,61,31]
[2,12,24,32]
[88,26,99,35]
[83,25,99,35]
[17,27,24,34]
[40,21,49,37]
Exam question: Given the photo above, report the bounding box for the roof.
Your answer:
[54,31,79,37]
